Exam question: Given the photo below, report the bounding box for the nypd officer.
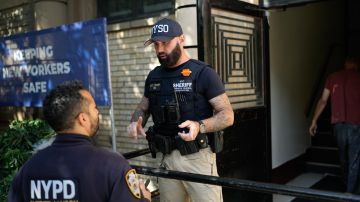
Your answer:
[127,18,234,202]
[9,81,151,202]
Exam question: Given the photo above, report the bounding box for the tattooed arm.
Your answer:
[203,93,234,132]
[127,96,150,138]
[130,96,150,124]
[178,93,234,141]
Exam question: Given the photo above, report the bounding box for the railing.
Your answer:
[123,149,360,202]
[305,43,344,118]
[123,148,151,159]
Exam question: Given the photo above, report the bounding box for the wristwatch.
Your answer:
[198,120,206,134]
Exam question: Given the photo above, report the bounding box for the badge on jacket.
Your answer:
[125,169,141,199]
[150,82,161,91]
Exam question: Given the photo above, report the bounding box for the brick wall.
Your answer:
[99,17,170,167]
[0,2,35,133]
[0,0,166,168]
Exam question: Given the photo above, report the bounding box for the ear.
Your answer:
[77,112,88,127]
[179,34,185,44]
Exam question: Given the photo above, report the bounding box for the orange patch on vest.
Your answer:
[181,68,192,77]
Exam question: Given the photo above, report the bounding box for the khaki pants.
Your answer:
[159,148,223,202]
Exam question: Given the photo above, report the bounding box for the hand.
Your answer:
[127,117,146,139]
[309,121,317,136]
[178,120,200,141]
[139,179,151,202]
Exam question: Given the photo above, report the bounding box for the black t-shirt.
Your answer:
[8,134,148,202]
[144,59,225,100]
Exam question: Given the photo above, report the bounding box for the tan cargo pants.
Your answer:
[159,148,223,202]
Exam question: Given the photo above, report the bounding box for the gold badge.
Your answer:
[181,68,192,77]
[125,169,141,199]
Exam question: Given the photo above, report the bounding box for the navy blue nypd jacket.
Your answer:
[8,133,148,202]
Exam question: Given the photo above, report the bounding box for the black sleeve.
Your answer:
[108,172,148,202]
[197,66,225,100]
[107,155,148,202]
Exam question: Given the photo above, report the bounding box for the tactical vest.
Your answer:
[146,59,213,136]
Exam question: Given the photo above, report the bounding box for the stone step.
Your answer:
[231,69,245,76]
[306,146,340,165]
[226,88,256,96]
[311,132,337,147]
[231,101,259,109]
[225,82,252,90]
[305,161,341,176]
[228,76,248,83]
[228,94,257,103]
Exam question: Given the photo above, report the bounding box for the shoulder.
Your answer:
[188,59,209,67]
[146,66,162,81]
[78,146,129,173]
[187,59,217,77]
[148,65,162,75]
[188,59,211,73]
[326,70,345,82]
[21,149,47,168]
[95,148,134,179]
[94,147,127,163]
[87,146,131,165]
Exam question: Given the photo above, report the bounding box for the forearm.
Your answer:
[203,108,234,133]
[311,88,330,124]
[130,109,149,126]
[203,93,234,133]
[130,97,150,126]
[312,99,327,123]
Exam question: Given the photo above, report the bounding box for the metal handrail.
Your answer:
[123,148,151,159]
[305,43,344,117]
[131,165,360,202]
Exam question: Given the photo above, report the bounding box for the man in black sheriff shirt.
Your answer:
[8,80,151,202]
[127,18,234,202]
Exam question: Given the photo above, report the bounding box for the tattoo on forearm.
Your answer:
[207,110,233,132]
[205,93,234,133]
[131,109,148,122]
[130,97,150,126]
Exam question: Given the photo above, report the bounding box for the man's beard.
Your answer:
[157,42,181,67]
[90,117,99,137]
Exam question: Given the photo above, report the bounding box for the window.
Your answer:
[98,0,175,23]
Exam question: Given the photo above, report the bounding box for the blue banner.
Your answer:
[0,18,111,107]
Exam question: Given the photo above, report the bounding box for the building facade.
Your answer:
[1,0,357,201]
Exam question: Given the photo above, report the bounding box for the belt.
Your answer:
[151,133,208,156]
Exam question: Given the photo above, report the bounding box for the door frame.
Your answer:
[197,0,272,185]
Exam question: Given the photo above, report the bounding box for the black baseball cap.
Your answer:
[144,18,183,46]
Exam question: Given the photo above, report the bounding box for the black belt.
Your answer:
[150,133,208,156]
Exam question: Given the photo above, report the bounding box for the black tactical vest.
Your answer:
[146,59,213,136]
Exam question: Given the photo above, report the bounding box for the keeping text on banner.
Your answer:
[0,18,111,107]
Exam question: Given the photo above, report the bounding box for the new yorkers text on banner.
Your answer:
[0,18,111,107]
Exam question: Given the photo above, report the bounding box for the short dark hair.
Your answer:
[344,57,359,70]
[43,80,86,132]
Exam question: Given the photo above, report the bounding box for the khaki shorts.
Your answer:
[159,148,223,202]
